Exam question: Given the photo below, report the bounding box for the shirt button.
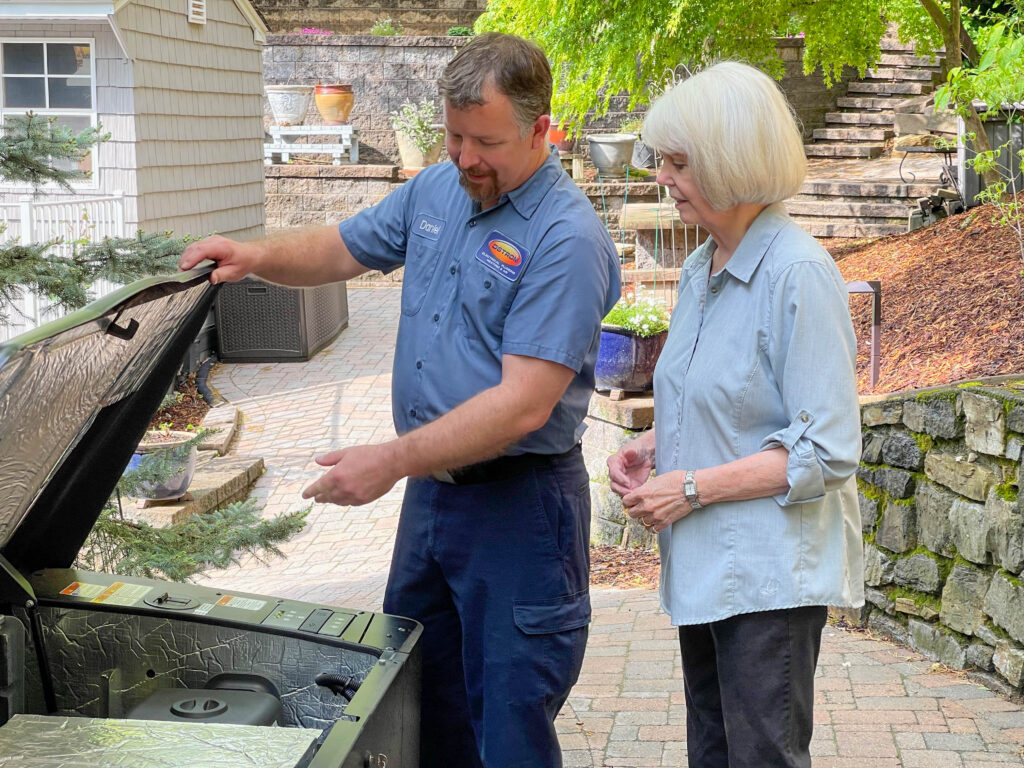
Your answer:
[433,313,440,322]
[450,266,456,275]
[710,286,718,294]
[409,409,417,418]
[484,280,492,289]
[416,361,423,369]
[469,221,477,227]
[801,414,809,422]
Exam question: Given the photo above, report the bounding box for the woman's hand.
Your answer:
[607,433,656,497]
[622,470,692,533]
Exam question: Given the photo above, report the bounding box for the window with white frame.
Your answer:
[1,39,96,184]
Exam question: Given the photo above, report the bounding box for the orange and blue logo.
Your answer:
[488,239,522,267]
[476,230,530,281]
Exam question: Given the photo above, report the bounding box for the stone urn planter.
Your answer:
[125,429,199,501]
[314,83,355,125]
[266,84,314,126]
[395,128,444,175]
[594,325,668,392]
[588,133,637,177]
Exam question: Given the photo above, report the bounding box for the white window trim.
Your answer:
[0,37,99,192]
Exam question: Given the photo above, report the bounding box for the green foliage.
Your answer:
[447,26,474,36]
[603,295,670,337]
[370,17,402,36]
[78,497,308,582]
[936,16,1024,260]
[0,113,106,189]
[390,100,444,154]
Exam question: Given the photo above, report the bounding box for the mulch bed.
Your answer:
[831,198,1024,394]
[149,372,211,431]
[590,544,660,589]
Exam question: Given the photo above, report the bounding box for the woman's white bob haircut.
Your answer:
[642,61,807,211]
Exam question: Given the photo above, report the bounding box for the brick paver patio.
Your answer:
[199,286,1024,767]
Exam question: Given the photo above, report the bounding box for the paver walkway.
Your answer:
[199,286,1024,767]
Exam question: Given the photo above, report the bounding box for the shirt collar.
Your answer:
[719,203,791,283]
[500,147,563,220]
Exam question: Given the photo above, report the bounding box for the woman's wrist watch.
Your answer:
[683,469,703,511]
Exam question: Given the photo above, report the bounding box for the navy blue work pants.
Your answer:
[383,446,591,768]
[678,605,827,768]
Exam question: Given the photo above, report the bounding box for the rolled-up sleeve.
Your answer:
[761,261,861,506]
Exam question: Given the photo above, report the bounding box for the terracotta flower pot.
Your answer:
[314,83,355,125]
[547,122,575,153]
[395,128,444,176]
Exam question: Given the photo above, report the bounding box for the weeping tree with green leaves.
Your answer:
[0,113,186,323]
[477,0,1003,186]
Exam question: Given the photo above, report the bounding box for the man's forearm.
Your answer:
[252,225,367,286]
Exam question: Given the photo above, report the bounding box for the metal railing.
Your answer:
[0,191,126,342]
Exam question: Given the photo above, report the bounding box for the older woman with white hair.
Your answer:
[607,61,864,768]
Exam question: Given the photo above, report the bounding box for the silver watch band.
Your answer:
[683,469,703,510]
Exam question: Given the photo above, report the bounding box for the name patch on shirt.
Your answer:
[413,213,445,241]
[475,230,531,281]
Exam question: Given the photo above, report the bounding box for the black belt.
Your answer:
[431,444,581,485]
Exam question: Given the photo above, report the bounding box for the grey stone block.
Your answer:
[882,431,924,470]
[1008,404,1024,433]
[862,400,903,426]
[868,611,910,645]
[984,571,1024,645]
[902,396,962,438]
[975,624,1003,647]
[866,586,895,613]
[894,553,941,593]
[940,564,992,636]
[962,391,1007,455]
[993,644,1024,687]
[915,480,958,558]
[864,543,895,586]
[1006,436,1023,461]
[859,492,880,534]
[951,497,989,564]
[592,516,625,546]
[924,452,996,502]
[966,641,995,671]
[590,482,627,526]
[908,618,967,669]
[985,488,1024,572]
[876,500,917,553]
[861,431,885,463]
[877,468,916,499]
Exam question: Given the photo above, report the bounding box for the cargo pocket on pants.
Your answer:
[513,589,591,634]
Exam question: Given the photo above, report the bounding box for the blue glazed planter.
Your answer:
[125,431,198,501]
[594,325,668,393]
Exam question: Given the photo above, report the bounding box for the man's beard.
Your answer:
[457,167,498,204]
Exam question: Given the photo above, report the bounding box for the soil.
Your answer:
[149,372,211,431]
[590,544,661,589]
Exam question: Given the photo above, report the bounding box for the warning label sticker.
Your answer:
[215,595,266,611]
[194,603,215,616]
[60,582,106,600]
[91,582,153,606]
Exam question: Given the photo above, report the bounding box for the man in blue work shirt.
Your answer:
[179,32,620,767]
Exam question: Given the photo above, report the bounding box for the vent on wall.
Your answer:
[187,0,207,24]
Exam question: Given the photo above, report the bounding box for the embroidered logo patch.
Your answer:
[413,212,444,241]
[475,230,530,281]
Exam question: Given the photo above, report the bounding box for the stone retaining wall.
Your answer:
[253,0,487,36]
[855,379,1024,696]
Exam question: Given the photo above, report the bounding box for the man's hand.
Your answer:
[178,234,261,284]
[607,436,655,497]
[301,443,403,506]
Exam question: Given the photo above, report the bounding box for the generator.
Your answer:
[0,267,420,767]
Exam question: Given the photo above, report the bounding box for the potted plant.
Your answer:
[266,84,314,126]
[619,116,656,169]
[595,295,670,393]
[548,120,575,153]
[123,426,202,501]
[314,83,355,125]
[587,132,638,177]
[390,100,445,176]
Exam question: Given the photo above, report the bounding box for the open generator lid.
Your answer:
[0,268,218,577]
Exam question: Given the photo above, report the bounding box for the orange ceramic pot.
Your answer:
[547,122,575,153]
[314,83,355,125]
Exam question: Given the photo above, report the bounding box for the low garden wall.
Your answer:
[583,378,1024,696]
[253,0,487,36]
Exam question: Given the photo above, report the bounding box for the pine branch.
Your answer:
[0,113,106,190]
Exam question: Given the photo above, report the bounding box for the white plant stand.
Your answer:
[264,124,359,165]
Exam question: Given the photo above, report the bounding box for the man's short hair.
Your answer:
[642,61,807,210]
[439,32,552,136]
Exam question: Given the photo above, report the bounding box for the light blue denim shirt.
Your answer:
[339,150,620,454]
[653,204,865,625]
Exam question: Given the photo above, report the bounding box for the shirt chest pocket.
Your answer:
[459,261,519,348]
[401,238,443,316]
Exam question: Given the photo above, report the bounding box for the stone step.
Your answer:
[847,81,928,96]
[812,127,894,142]
[804,143,885,159]
[879,52,944,68]
[785,200,913,218]
[865,67,940,82]
[880,38,941,53]
[798,179,936,198]
[793,217,908,238]
[837,96,908,111]
[825,112,895,126]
